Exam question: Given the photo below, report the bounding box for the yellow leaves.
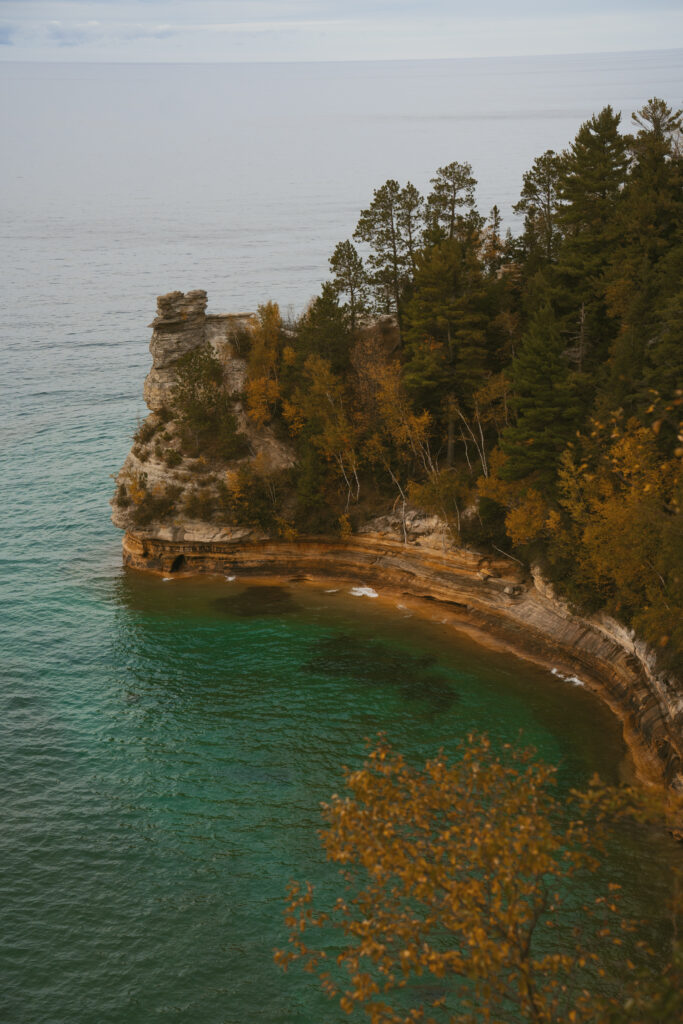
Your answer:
[338,513,352,539]
[124,472,148,505]
[503,489,549,546]
[246,375,280,427]
[276,734,651,1024]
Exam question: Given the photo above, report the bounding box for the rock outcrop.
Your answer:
[142,289,256,412]
[112,290,295,536]
[112,292,683,795]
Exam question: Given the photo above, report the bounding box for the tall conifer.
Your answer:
[501,303,581,491]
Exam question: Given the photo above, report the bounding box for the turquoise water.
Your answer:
[2,53,683,1023]
[1,568,678,1023]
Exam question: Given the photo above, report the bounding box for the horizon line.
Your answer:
[1,45,681,67]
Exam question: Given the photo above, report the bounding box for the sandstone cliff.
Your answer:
[112,292,683,793]
[112,289,295,545]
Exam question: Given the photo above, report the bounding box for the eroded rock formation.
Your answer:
[112,292,683,794]
[112,290,295,538]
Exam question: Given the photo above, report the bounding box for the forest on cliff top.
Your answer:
[118,99,683,669]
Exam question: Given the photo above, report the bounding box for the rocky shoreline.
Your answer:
[119,527,683,792]
[113,291,683,794]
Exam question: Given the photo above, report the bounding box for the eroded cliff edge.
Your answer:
[112,291,683,791]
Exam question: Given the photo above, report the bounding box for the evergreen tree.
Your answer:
[513,149,562,266]
[425,161,477,242]
[481,204,505,274]
[645,285,683,435]
[603,100,683,410]
[403,238,491,412]
[296,283,353,374]
[501,303,581,492]
[397,182,424,276]
[353,179,424,329]
[552,107,629,371]
[329,240,369,331]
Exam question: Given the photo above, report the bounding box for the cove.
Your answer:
[4,571,679,1024]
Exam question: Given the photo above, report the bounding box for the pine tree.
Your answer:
[329,240,369,332]
[425,161,477,243]
[553,106,629,371]
[501,303,581,491]
[604,100,683,411]
[296,283,353,374]
[353,179,424,329]
[513,149,562,267]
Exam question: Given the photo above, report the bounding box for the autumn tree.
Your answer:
[276,735,662,1024]
[555,417,683,662]
[246,301,283,427]
[283,354,363,513]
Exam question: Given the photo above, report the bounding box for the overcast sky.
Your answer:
[1,0,681,62]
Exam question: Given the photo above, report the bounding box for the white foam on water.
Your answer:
[162,577,174,582]
[551,667,585,687]
[324,589,339,594]
[225,575,237,581]
[350,586,378,598]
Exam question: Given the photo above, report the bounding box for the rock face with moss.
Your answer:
[112,292,683,793]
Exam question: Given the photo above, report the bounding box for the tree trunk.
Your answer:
[446,395,456,468]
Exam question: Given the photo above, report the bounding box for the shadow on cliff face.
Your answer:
[306,634,459,713]
[213,585,300,618]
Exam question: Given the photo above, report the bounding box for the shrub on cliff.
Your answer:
[171,346,249,462]
[129,483,182,526]
[133,418,158,445]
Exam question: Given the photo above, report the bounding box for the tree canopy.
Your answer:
[122,96,683,671]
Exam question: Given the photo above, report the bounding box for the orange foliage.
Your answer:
[275,735,653,1024]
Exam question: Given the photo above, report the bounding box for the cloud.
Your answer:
[0,1,681,60]
[47,20,91,45]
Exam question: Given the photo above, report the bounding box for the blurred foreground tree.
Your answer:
[276,736,681,1024]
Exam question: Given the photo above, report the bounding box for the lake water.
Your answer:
[1,52,682,1023]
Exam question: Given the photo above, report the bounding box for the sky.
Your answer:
[0,0,682,63]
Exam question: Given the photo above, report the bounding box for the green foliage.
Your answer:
[329,240,370,331]
[353,178,424,326]
[295,283,353,373]
[171,345,249,461]
[133,418,158,445]
[513,149,562,267]
[501,303,582,492]
[129,483,182,526]
[292,447,340,534]
[425,160,477,243]
[228,467,290,531]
